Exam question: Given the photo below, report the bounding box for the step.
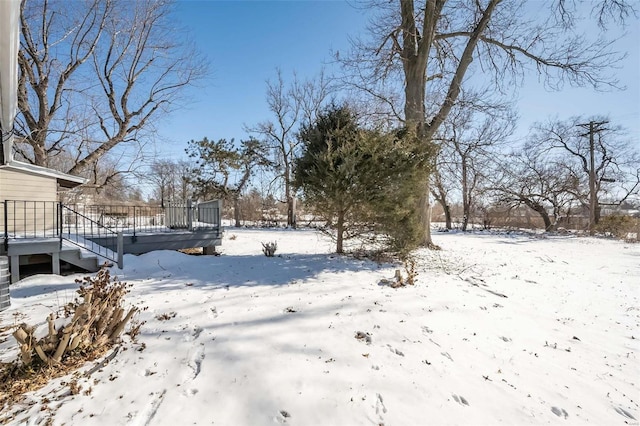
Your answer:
[60,239,115,272]
[59,245,101,272]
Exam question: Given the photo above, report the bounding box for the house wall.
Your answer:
[0,168,57,201]
[0,168,58,236]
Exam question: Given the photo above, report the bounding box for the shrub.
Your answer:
[0,268,139,412]
[262,241,278,257]
[596,215,639,240]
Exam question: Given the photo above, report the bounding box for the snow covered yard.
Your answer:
[1,228,638,425]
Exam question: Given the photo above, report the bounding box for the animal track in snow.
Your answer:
[209,307,218,318]
[386,344,404,357]
[375,393,387,416]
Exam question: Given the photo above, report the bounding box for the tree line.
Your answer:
[13,0,639,254]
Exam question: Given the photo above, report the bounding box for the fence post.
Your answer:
[187,200,193,231]
[217,199,222,231]
[58,202,63,249]
[117,232,124,269]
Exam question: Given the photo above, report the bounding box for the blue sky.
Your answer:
[154,0,368,159]
[154,0,639,160]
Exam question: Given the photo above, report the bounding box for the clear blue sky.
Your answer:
[154,0,639,160]
[154,0,369,160]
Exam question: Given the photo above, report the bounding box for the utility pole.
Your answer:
[577,120,608,235]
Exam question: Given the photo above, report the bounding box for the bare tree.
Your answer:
[533,116,640,231]
[488,145,577,231]
[148,160,178,208]
[174,160,195,202]
[248,69,332,227]
[430,166,453,229]
[15,0,206,184]
[439,95,515,231]
[340,0,633,246]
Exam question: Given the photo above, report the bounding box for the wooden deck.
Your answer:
[2,200,223,282]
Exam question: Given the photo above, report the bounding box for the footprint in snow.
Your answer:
[614,406,636,420]
[209,307,218,319]
[183,388,199,397]
[441,352,454,362]
[551,406,569,419]
[274,410,291,423]
[186,344,205,381]
[386,344,404,357]
[182,326,203,342]
[452,394,469,406]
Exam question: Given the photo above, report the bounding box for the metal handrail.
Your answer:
[60,204,121,266]
[1,200,60,241]
[65,202,221,235]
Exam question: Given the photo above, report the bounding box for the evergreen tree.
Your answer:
[295,105,431,254]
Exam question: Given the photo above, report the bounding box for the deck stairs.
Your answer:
[59,239,114,272]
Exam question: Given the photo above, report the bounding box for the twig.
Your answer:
[84,347,120,377]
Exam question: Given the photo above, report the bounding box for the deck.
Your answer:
[1,200,223,282]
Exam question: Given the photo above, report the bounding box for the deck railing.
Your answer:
[3,200,221,249]
[61,204,121,266]
[65,200,221,237]
[1,200,61,243]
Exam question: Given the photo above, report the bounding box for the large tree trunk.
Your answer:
[234,196,241,227]
[399,0,498,247]
[444,204,452,230]
[432,169,451,230]
[400,0,433,247]
[419,186,433,244]
[336,211,345,254]
[434,195,452,230]
[285,164,296,228]
[526,200,554,232]
[461,160,470,231]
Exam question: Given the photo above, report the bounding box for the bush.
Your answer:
[262,241,278,257]
[595,215,639,240]
[0,268,139,412]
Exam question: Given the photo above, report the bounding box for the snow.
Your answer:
[1,228,639,425]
